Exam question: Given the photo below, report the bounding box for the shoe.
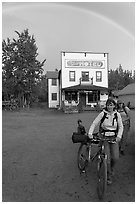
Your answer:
[107,178,112,185]
[107,174,112,185]
[120,150,125,155]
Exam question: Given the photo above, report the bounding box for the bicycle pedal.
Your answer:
[80,170,86,174]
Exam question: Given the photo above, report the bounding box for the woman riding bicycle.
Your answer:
[88,98,123,184]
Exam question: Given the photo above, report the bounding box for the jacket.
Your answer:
[88,110,123,139]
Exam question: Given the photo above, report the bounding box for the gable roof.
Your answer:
[46,71,59,79]
[118,83,135,96]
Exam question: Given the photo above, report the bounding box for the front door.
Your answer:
[79,92,86,107]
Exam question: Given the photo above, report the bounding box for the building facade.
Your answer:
[46,71,60,108]
[47,51,109,110]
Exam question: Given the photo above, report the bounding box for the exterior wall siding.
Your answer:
[61,52,108,89]
[48,79,59,108]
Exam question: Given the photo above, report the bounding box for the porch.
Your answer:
[61,84,108,113]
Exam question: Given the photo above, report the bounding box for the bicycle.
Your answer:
[77,132,116,200]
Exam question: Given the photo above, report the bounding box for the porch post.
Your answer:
[62,90,65,101]
[77,92,79,103]
[86,92,88,106]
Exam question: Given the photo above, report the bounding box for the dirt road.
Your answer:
[2,108,135,201]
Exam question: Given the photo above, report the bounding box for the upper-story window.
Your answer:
[69,71,75,81]
[96,71,102,82]
[82,72,89,81]
[52,79,57,86]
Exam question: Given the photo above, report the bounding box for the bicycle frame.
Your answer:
[86,138,107,163]
[78,135,116,174]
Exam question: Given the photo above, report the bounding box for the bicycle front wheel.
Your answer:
[97,155,107,200]
[77,143,88,171]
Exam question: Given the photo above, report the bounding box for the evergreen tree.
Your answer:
[108,64,135,90]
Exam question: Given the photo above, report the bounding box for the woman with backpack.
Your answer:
[88,98,123,185]
[117,100,130,155]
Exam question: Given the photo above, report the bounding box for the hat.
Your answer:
[77,119,82,123]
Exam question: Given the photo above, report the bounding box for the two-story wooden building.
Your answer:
[46,71,60,108]
[47,51,109,110]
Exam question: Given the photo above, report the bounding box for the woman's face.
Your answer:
[107,102,115,112]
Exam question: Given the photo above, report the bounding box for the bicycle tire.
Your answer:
[97,155,107,200]
[77,143,88,171]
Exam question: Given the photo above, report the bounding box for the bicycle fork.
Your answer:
[88,144,92,161]
[98,144,108,164]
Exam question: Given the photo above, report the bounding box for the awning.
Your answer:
[62,84,108,91]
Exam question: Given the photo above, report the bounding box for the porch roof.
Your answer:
[62,84,108,91]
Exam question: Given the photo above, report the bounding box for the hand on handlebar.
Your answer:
[88,133,93,139]
[116,137,121,143]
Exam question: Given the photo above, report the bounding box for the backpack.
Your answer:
[99,112,118,134]
[118,107,130,127]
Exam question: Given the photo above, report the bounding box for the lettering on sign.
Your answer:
[65,60,105,68]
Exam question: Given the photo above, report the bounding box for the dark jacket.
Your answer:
[77,124,86,135]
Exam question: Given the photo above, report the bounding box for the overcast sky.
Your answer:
[2,2,135,74]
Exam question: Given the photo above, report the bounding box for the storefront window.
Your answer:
[71,92,77,101]
[65,91,77,102]
[88,91,100,103]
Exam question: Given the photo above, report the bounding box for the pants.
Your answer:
[120,120,130,152]
[104,141,119,164]
[104,141,119,174]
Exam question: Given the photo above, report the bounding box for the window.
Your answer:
[88,91,100,103]
[52,93,57,101]
[65,91,78,102]
[96,71,102,82]
[82,72,89,81]
[72,93,77,101]
[69,71,75,81]
[52,79,57,86]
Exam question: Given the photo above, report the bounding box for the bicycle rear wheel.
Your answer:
[77,143,88,171]
[97,155,107,200]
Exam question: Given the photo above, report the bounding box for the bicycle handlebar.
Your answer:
[87,133,116,144]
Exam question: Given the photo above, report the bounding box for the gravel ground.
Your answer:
[2,108,135,202]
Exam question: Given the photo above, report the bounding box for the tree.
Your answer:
[34,74,48,102]
[108,64,135,90]
[2,29,46,107]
